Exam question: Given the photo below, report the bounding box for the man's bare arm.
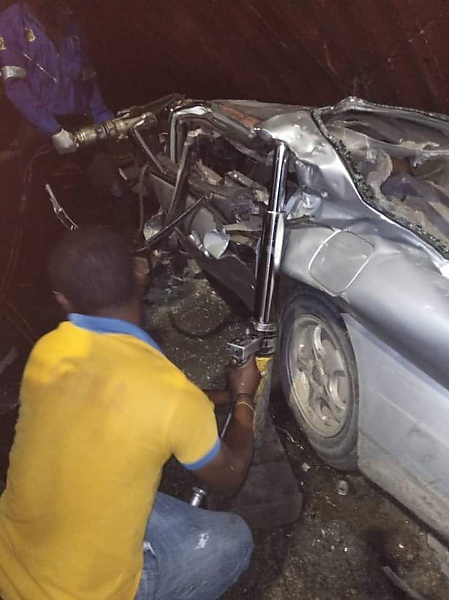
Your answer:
[203,389,231,407]
[193,402,254,495]
[193,358,260,495]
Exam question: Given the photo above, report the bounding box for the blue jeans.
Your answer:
[135,493,253,600]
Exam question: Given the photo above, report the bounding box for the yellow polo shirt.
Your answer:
[0,318,219,600]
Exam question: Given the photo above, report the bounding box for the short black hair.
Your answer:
[47,226,136,314]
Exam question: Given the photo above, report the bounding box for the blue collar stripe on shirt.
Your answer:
[68,313,162,353]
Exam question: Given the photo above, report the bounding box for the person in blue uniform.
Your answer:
[0,0,113,147]
[0,0,135,238]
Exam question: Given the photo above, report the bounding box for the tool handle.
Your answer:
[188,400,234,507]
[190,487,207,508]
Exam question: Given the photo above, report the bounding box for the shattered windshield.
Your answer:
[324,109,449,250]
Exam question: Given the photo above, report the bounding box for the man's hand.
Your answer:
[227,356,261,401]
[52,128,77,154]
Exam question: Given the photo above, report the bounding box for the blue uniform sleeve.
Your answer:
[84,78,114,123]
[0,8,61,136]
[3,78,61,136]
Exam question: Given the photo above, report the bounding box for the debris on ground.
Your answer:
[427,534,449,580]
[336,480,349,496]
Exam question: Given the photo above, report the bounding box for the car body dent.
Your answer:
[146,96,449,539]
[308,230,374,294]
[154,101,449,382]
[260,111,370,215]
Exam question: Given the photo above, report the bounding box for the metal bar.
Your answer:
[144,195,208,250]
[169,105,210,163]
[169,104,259,164]
[253,142,289,329]
[165,131,198,226]
[189,145,288,508]
[130,125,166,175]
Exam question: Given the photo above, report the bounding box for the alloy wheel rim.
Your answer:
[287,314,350,437]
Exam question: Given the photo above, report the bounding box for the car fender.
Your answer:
[281,224,449,389]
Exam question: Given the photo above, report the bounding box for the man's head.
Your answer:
[48,227,137,316]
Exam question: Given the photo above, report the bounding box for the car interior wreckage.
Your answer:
[22,93,449,540]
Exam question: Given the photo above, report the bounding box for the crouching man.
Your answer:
[0,226,259,600]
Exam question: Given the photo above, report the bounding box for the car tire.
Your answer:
[278,291,359,471]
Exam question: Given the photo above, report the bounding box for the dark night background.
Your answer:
[81,0,449,109]
[2,0,449,145]
[0,5,449,597]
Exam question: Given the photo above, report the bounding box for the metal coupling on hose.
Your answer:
[73,121,113,147]
[73,112,157,148]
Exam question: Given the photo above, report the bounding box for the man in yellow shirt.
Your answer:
[0,226,260,600]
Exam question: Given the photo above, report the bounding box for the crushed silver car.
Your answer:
[123,96,449,542]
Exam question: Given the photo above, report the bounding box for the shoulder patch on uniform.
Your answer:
[24,28,36,43]
[0,37,6,51]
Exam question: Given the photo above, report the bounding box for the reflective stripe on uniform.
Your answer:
[1,65,27,80]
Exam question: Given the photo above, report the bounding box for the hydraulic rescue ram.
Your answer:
[190,142,289,507]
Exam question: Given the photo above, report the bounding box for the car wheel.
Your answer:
[278,292,359,471]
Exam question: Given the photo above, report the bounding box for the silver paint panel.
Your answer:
[156,97,449,542]
[345,314,449,539]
